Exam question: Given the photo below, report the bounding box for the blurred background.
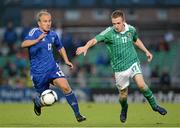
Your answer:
[0,0,180,103]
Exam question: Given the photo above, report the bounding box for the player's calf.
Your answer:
[120,104,128,123]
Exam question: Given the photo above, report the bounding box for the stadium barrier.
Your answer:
[0,86,180,103]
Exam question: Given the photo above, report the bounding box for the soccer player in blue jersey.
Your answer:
[21,10,86,122]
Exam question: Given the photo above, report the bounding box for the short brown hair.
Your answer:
[111,10,125,21]
[36,9,51,22]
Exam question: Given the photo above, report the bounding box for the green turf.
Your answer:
[0,103,179,127]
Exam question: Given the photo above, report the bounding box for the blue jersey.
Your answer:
[25,27,63,75]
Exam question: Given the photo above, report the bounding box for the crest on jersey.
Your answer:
[52,37,55,43]
[127,32,132,37]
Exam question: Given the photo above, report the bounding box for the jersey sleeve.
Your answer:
[24,28,39,40]
[95,27,111,42]
[54,34,63,50]
[132,27,138,42]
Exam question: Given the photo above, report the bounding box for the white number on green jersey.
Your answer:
[122,36,128,43]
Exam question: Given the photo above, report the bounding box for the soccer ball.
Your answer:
[40,89,58,106]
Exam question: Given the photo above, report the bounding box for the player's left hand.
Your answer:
[76,47,87,56]
[146,51,153,62]
[65,61,74,69]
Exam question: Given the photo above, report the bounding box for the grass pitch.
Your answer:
[0,102,179,127]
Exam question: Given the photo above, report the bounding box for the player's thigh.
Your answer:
[115,70,130,90]
[133,73,146,90]
[50,64,72,93]
[31,74,49,94]
[53,78,72,93]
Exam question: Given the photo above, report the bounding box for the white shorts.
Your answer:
[115,62,142,90]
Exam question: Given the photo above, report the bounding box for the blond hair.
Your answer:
[36,9,51,22]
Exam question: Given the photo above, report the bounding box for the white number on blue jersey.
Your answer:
[56,71,65,77]
[48,43,52,51]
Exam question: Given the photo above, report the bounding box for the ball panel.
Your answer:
[40,89,58,106]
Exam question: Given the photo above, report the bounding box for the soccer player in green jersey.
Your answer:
[76,10,167,123]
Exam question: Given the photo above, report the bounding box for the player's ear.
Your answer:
[37,21,41,27]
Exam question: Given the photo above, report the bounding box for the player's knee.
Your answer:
[61,85,71,93]
[138,83,146,91]
[119,89,128,100]
[120,94,127,100]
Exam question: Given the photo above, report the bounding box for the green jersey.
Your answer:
[95,23,140,72]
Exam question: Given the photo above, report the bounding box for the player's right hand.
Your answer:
[76,47,87,56]
[65,61,74,69]
[146,51,153,62]
[37,33,47,41]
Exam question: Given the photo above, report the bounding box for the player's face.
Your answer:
[38,14,52,32]
[112,17,125,32]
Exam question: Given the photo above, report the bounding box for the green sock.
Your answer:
[119,99,128,110]
[141,86,157,109]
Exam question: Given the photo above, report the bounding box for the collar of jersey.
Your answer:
[119,23,129,34]
[38,27,50,34]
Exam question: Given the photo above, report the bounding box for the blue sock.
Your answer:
[34,96,42,107]
[65,91,80,117]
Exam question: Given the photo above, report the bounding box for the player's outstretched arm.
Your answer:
[59,47,73,69]
[76,38,97,56]
[21,33,47,48]
[134,38,153,62]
